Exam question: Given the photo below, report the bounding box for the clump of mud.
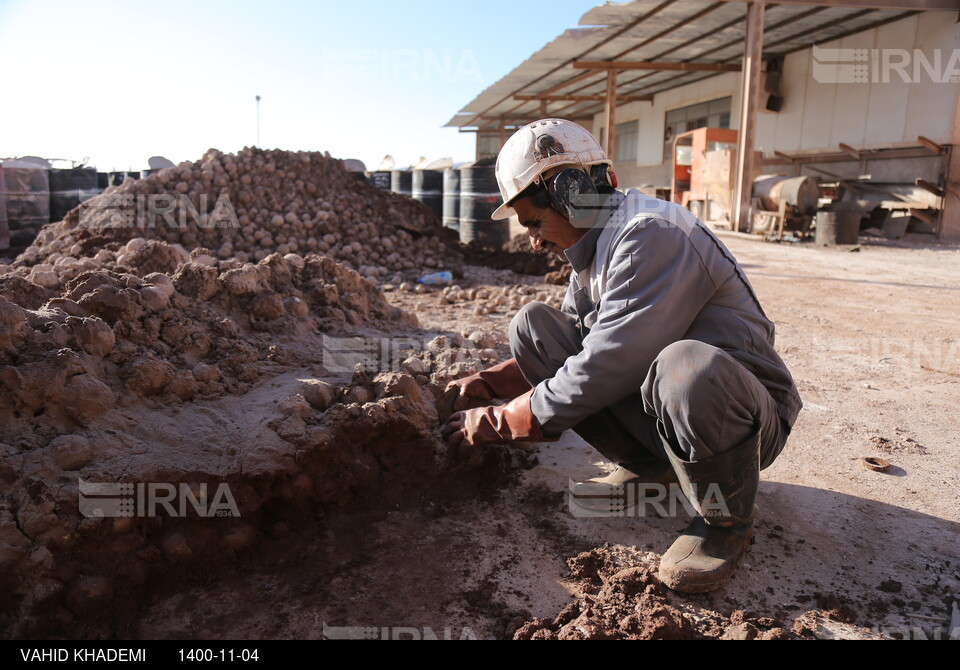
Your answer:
[512,546,800,640]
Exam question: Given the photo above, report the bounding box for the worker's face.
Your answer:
[513,196,585,257]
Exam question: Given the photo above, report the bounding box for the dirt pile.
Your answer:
[512,546,801,640]
[6,148,462,289]
[0,145,539,638]
[0,249,414,447]
[0,365,482,638]
[0,230,535,637]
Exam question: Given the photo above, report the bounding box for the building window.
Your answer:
[615,120,639,162]
[664,97,732,158]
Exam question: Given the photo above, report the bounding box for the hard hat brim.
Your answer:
[492,201,514,221]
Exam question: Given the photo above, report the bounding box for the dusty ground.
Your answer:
[122,233,960,640]
[3,222,959,639]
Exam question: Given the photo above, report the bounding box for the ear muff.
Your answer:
[547,168,600,227]
[590,164,616,188]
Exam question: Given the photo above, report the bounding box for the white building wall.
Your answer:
[903,11,960,144]
[594,11,960,189]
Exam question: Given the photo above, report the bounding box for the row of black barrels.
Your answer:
[1,166,157,228]
[51,169,142,221]
[369,165,507,247]
[7,163,509,246]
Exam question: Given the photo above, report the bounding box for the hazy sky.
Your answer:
[0,0,601,172]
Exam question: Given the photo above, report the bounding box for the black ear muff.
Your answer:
[548,168,600,228]
[590,164,615,188]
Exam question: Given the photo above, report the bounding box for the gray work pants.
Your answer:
[509,302,788,469]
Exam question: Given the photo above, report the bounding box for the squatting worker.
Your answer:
[438,119,802,593]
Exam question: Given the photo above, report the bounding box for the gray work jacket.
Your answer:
[529,189,803,438]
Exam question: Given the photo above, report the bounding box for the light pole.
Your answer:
[255,95,261,147]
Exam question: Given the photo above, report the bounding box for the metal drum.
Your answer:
[815,209,860,245]
[754,176,819,215]
[442,167,460,233]
[369,171,392,190]
[412,169,443,220]
[108,171,139,187]
[459,161,507,246]
[49,167,99,221]
[390,170,412,197]
[2,163,50,232]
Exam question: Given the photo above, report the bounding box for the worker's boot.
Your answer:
[568,409,677,516]
[658,431,760,593]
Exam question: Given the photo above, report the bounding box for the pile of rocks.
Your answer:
[394,280,565,317]
[8,148,462,289]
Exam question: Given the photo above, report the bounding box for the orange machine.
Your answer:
[671,127,738,219]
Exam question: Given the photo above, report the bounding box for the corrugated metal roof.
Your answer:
[445,0,925,130]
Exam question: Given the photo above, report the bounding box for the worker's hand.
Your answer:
[441,406,502,452]
[440,390,549,461]
[436,359,531,422]
[437,376,495,422]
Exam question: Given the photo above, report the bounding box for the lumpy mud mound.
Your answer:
[0,240,539,638]
[512,546,800,640]
[0,249,412,449]
[0,361,528,638]
[10,148,462,289]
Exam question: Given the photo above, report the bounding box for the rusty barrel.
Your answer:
[753,176,819,215]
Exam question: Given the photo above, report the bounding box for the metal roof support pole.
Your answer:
[940,82,960,241]
[605,69,618,161]
[733,1,764,233]
[540,100,548,118]
[499,116,507,151]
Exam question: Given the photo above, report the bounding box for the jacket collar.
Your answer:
[563,190,626,272]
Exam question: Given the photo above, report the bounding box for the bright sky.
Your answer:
[0,0,601,173]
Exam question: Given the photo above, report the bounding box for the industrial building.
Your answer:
[446,0,960,240]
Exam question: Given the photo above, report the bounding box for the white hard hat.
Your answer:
[492,118,610,220]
